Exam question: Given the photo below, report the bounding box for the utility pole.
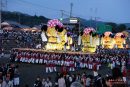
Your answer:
[0,0,7,29]
[0,0,2,29]
[70,2,73,18]
[0,0,2,51]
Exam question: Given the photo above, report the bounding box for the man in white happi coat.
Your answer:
[57,55,61,65]
[88,58,93,69]
[39,53,43,64]
[35,53,39,64]
[25,52,29,63]
[41,25,48,50]
[28,52,33,63]
[32,52,36,63]
[46,60,52,73]
[69,59,75,71]
[21,52,26,62]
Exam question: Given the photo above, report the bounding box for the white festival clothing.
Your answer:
[13,77,20,85]
[78,35,81,45]
[41,32,47,42]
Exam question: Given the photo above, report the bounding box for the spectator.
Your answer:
[58,74,66,87]
[1,77,13,87]
[94,74,103,87]
[0,48,4,58]
[34,76,42,87]
[86,75,91,87]
[13,65,20,87]
[54,72,60,87]
[70,81,83,87]
[25,84,29,87]
[64,74,71,87]
[44,77,52,87]
[42,78,46,87]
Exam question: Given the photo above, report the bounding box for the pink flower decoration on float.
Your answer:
[115,33,124,37]
[104,31,112,36]
[84,27,95,35]
[47,19,63,28]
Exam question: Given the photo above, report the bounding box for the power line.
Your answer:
[19,0,60,12]
[17,0,67,19]
[11,0,94,20]
[18,0,85,18]
[15,0,59,17]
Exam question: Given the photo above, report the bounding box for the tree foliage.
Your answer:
[106,22,117,33]
[106,22,127,33]
[128,28,130,30]
[1,11,49,27]
[117,24,127,32]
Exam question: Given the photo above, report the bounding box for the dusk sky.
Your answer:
[7,0,130,23]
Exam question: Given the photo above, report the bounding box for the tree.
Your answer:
[117,24,127,32]
[128,28,130,30]
[2,11,49,27]
[106,22,117,33]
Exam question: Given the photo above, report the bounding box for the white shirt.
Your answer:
[44,81,52,87]
[1,81,13,87]
[41,32,47,42]
[58,78,66,87]
[78,35,81,45]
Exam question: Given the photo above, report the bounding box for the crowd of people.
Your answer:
[10,48,129,86]
[0,29,129,86]
[0,30,41,49]
[0,63,20,87]
[32,71,126,87]
[0,21,129,87]
[11,49,101,73]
